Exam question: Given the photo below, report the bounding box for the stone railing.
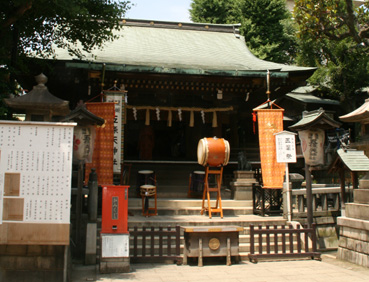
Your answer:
[291,185,352,218]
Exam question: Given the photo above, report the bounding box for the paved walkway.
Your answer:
[71,252,369,282]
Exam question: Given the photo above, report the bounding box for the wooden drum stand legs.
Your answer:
[201,166,223,219]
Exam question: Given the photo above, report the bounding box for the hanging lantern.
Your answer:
[189,111,194,127]
[167,110,172,127]
[73,126,96,163]
[145,109,150,125]
[212,111,217,127]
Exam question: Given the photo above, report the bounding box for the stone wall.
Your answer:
[0,245,69,282]
[336,175,369,267]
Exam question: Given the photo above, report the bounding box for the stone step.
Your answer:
[128,207,253,216]
[128,198,252,208]
[126,214,287,229]
[353,189,369,204]
[129,188,233,199]
[345,203,369,220]
[128,198,253,216]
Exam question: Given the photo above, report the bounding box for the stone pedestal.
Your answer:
[229,171,258,200]
[337,172,369,267]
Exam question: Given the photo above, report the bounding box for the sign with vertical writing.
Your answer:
[0,121,75,224]
[275,131,297,163]
[105,91,125,173]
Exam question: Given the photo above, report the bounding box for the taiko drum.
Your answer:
[197,137,230,167]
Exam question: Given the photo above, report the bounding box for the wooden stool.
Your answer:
[136,170,156,197]
[188,171,205,198]
[140,184,157,217]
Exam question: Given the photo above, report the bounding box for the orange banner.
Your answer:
[85,102,115,185]
[255,109,285,189]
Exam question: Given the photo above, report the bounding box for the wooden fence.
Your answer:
[248,224,321,263]
[129,225,182,264]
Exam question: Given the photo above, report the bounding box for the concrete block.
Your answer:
[337,247,369,267]
[233,171,255,179]
[340,226,369,242]
[354,189,369,204]
[315,216,336,225]
[14,256,37,270]
[338,217,369,241]
[99,257,130,274]
[316,226,338,250]
[0,256,17,269]
[27,245,44,255]
[1,270,64,282]
[359,178,369,189]
[85,223,97,265]
[0,245,27,256]
[345,203,369,220]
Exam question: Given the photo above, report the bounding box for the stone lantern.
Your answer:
[289,108,341,227]
[4,73,70,121]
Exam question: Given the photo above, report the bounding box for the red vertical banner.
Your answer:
[255,109,285,189]
[85,102,115,185]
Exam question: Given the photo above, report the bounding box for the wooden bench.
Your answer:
[182,226,243,266]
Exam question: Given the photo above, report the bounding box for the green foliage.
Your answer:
[190,0,240,24]
[1,0,131,60]
[0,0,130,118]
[294,0,369,111]
[190,0,297,64]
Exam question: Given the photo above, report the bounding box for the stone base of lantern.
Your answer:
[229,171,258,200]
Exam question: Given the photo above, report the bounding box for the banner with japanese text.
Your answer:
[105,91,125,173]
[255,109,285,189]
[85,102,115,185]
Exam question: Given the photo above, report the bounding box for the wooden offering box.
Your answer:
[182,225,243,266]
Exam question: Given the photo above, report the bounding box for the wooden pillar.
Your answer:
[351,171,358,189]
[339,168,346,211]
[75,160,84,251]
[305,163,313,228]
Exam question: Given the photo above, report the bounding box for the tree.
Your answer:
[0,0,131,117]
[294,0,369,46]
[190,0,297,64]
[294,0,369,110]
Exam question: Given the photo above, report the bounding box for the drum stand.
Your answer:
[201,166,223,219]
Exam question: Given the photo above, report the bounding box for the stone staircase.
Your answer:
[128,198,253,216]
[90,197,292,264]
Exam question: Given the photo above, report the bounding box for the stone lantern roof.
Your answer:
[4,73,70,119]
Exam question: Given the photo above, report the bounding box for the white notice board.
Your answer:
[275,131,297,163]
[101,233,129,258]
[0,121,76,224]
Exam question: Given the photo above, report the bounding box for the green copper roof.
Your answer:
[336,148,369,172]
[51,19,315,77]
[286,93,340,105]
[289,108,341,130]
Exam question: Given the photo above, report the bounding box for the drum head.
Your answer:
[197,138,208,166]
[223,139,230,166]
